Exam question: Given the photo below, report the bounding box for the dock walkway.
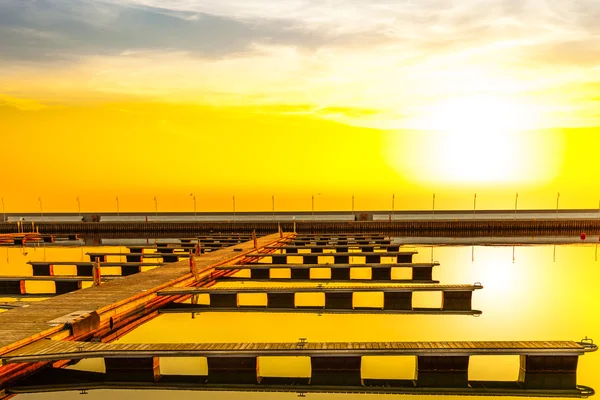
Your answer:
[0,233,285,354]
[2,339,596,364]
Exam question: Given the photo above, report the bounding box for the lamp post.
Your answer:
[514,192,518,220]
[154,196,158,220]
[1,197,5,223]
[272,195,275,221]
[233,195,236,223]
[190,193,196,220]
[77,196,81,217]
[38,196,43,221]
[556,192,560,219]
[116,196,120,218]
[391,194,395,220]
[352,195,355,215]
[473,193,477,220]
[310,194,322,220]
[432,193,436,220]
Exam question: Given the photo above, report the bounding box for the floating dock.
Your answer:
[1,339,596,393]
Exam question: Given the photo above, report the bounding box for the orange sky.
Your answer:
[1,1,599,212]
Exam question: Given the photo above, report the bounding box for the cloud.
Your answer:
[0,0,599,128]
[0,94,47,110]
[0,0,327,63]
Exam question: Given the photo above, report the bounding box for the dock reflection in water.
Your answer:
[2,239,599,399]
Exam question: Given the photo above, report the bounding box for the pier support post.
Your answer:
[267,292,295,308]
[105,357,161,382]
[125,254,141,263]
[156,247,174,254]
[383,292,412,310]
[330,267,351,280]
[250,268,270,279]
[334,255,350,264]
[271,254,287,264]
[371,267,392,281]
[121,265,141,276]
[442,291,473,311]
[310,356,362,385]
[325,292,353,309]
[413,267,433,281]
[519,355,579,389]
[162,255,179,263]
[285,247,298,254]
[0,281,24,295]
[303,255,318,264]
[310,247,324,253]
[365,255,381,263]
[397,254,413,263]
[55,281,82,294]
[32,264,53,276]
[210,293,238,308]
[291,268,310,280]
[207,356,259,384]
[76,264,94,277]
[416,356,469,387]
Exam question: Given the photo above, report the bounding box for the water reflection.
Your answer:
[1,238,599,399]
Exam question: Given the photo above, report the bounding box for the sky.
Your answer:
[1,0,600,212]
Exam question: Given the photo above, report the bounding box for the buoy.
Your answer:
[580,233,587,240]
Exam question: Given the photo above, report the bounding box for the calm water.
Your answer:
[1,240,599,399]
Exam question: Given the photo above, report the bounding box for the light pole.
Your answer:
[514,192,518,220]
[352,195,354,215]
[272,195,275,221]
[38,196,43,221]
[116,196,120,218]
[391,194,395,220]
[311,193,321,220]
[154,196,158,220]
[556,192,560,219]
[77,196,81,217]
[432,193,436,220]
[473,193,477,220]
[233,195,236,223]
[190,193,196,220]
[1,197,5,223]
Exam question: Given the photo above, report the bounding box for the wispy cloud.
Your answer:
[0,0,599,127]
[0,94,47,110]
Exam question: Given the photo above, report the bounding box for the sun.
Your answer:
[385,94,552,184]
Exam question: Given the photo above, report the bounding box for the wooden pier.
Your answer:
[243,250,416,264]
[157,284,481,313]
[0,276,119,296]
[2,339,595,363]
[264,244,399,252]
[1,339,596,392]
[214,262,440,282]
[86,252,190,263]
[2,219,600,236]
[27,261,164,277]
[0,230,597,397]
[0,233,288,389]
